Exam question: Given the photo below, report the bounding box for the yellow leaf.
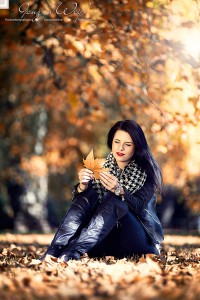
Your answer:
[83,149,109,179]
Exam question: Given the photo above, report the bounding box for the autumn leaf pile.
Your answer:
[0,234,199,300]
[83,149,109,179]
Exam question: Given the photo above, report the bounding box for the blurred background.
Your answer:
[0,0,199,234]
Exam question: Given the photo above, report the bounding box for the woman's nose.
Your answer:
[119,144,124,151]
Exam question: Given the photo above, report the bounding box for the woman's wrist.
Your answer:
[77,183,88,193]
[114,183,125,196]
[120,187,125,195]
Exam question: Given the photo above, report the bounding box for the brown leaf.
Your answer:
[83,149,109,179]
[11,248,24,257]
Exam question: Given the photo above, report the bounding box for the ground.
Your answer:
[0,233,199,300]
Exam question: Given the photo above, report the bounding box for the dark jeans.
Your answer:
[43,188,159,260]
[88,210,159,258]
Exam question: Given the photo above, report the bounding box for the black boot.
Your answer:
[58,192,128,262]
[41,186,99,260]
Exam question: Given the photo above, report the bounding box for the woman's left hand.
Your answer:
[99,172,119,193]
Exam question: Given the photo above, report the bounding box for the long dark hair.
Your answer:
[107,120,163,193]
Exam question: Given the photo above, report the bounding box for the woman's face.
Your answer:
[112,130,135,169]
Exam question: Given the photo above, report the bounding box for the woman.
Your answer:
[41,120,164,262]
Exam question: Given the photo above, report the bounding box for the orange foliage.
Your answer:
[21,156,48,177]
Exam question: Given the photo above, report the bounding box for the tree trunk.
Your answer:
[7,109,51,233]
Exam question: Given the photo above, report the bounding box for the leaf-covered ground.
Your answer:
[0,233,199,300]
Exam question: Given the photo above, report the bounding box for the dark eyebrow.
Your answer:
[114,138,133,144]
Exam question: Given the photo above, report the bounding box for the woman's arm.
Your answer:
[122,179,155,215]
[99,171,155,215]
[72,181,94,202]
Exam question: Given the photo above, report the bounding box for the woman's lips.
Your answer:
[116,152,125,157]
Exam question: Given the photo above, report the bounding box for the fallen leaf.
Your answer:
[2,248,9,256]
[83,149,109,179]
[11,248,24,257]
[28,259,42,266]
[0,233,199,300]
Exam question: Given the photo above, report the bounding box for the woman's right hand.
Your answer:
[78,168,94,191]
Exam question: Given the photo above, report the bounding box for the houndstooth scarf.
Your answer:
[92,152,147,201]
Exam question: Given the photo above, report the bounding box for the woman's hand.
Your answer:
[99,172,119,193]
[78,168,94,191]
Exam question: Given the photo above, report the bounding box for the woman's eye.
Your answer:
[126,144,131,147]
[114,141,119,143]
